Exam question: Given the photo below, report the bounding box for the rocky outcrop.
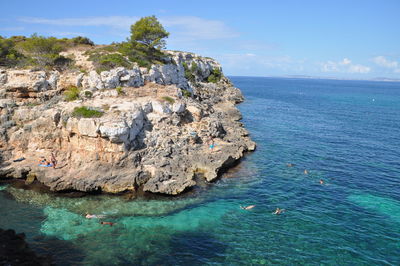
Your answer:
[0,51,255,195]
[0,228,52,265]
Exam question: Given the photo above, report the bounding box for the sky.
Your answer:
[1,0,399,79]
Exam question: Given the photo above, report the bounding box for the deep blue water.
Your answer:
[1,77,400,265]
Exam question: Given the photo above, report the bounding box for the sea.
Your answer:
[1,77,399,265]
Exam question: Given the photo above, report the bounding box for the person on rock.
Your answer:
[50,152,57,169]
[207,136,215,152]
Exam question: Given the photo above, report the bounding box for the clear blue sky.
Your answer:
[1,0,399,79]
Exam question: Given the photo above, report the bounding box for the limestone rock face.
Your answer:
[87,71,104,90]
[120,67,143,87]
[97,107,144,145]
[0,50,255,195]
[77,118,99,137]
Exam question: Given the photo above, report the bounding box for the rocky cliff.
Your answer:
[0,49,255,195]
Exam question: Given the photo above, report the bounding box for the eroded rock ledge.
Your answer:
[0,50,255,195]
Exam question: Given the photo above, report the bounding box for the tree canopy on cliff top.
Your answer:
[130,15,169,49]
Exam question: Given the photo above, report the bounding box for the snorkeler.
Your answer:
[100,221,115,226]
[85,214,106,219]
[240,205,256,210]
[273,208,285,215]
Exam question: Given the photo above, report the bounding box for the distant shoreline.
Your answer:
[228,75,400,83]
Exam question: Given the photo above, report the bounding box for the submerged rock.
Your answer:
[0,228,52,265]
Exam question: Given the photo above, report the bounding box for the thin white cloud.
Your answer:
[0,26,24,31]
[320,58,371,74]
[17,15,238,40]
[372,56,398,68]
[218,53,305,73]
[48,31,86,37]
[18,16,137,29]
[372,56,400,73]
[161,16,238,40]
[348,64,371,74]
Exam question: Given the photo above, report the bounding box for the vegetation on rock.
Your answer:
[183,62,197,83]
[72,106,103,118]
[161,96,175,104]
[86,51,132,73]
[115,87,124,95]
[0,34,95,68]
[64,86,80,101]
[0,36,25,67]
[207,68,222,83]
[181,89,192,98]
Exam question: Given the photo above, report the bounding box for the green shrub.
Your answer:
[87,51,131,73]
[71,36,94,46]
[84,90,93,98]
[207,68,222,83]
[16,34,64,67]
[115,87,124,95]
[190,62,198,74]
[183,62,195,83]
[161,96,175,104]
[72,106,103,118]
[0,36,25,67]
[64,86,80,101]
[181,89,192,98]
[118,41,165,69]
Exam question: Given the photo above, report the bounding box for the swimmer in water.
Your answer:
[240,205,256,210]
[286,163,295,167]
[100,221,115,226]
[273,208,285,215]
[85,214,106,219]
[319,179,324,185]
[304,169,309,175]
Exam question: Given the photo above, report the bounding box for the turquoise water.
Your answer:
[1,77,400,265]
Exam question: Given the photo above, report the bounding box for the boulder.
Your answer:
[0,72,7,85]
[151,101,171,114]
[187,105,202,121]
[88,71,104,90]
[172,102,186,113]
[98,108,144,144]
[120,66,143,87]
[47,71,59,89]
[100,67,125,89]
[77,118,98,137]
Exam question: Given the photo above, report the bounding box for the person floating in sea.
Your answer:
[273,208,285,215]
[286,163,295,167]
[240,205,256,210]
[319,179,324,185]
[86,214,107,219]
[100,221,115,226]
[50,152,57,169]
[304,169,309,175]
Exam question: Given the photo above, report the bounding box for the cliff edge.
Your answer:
[0,47,255,195]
